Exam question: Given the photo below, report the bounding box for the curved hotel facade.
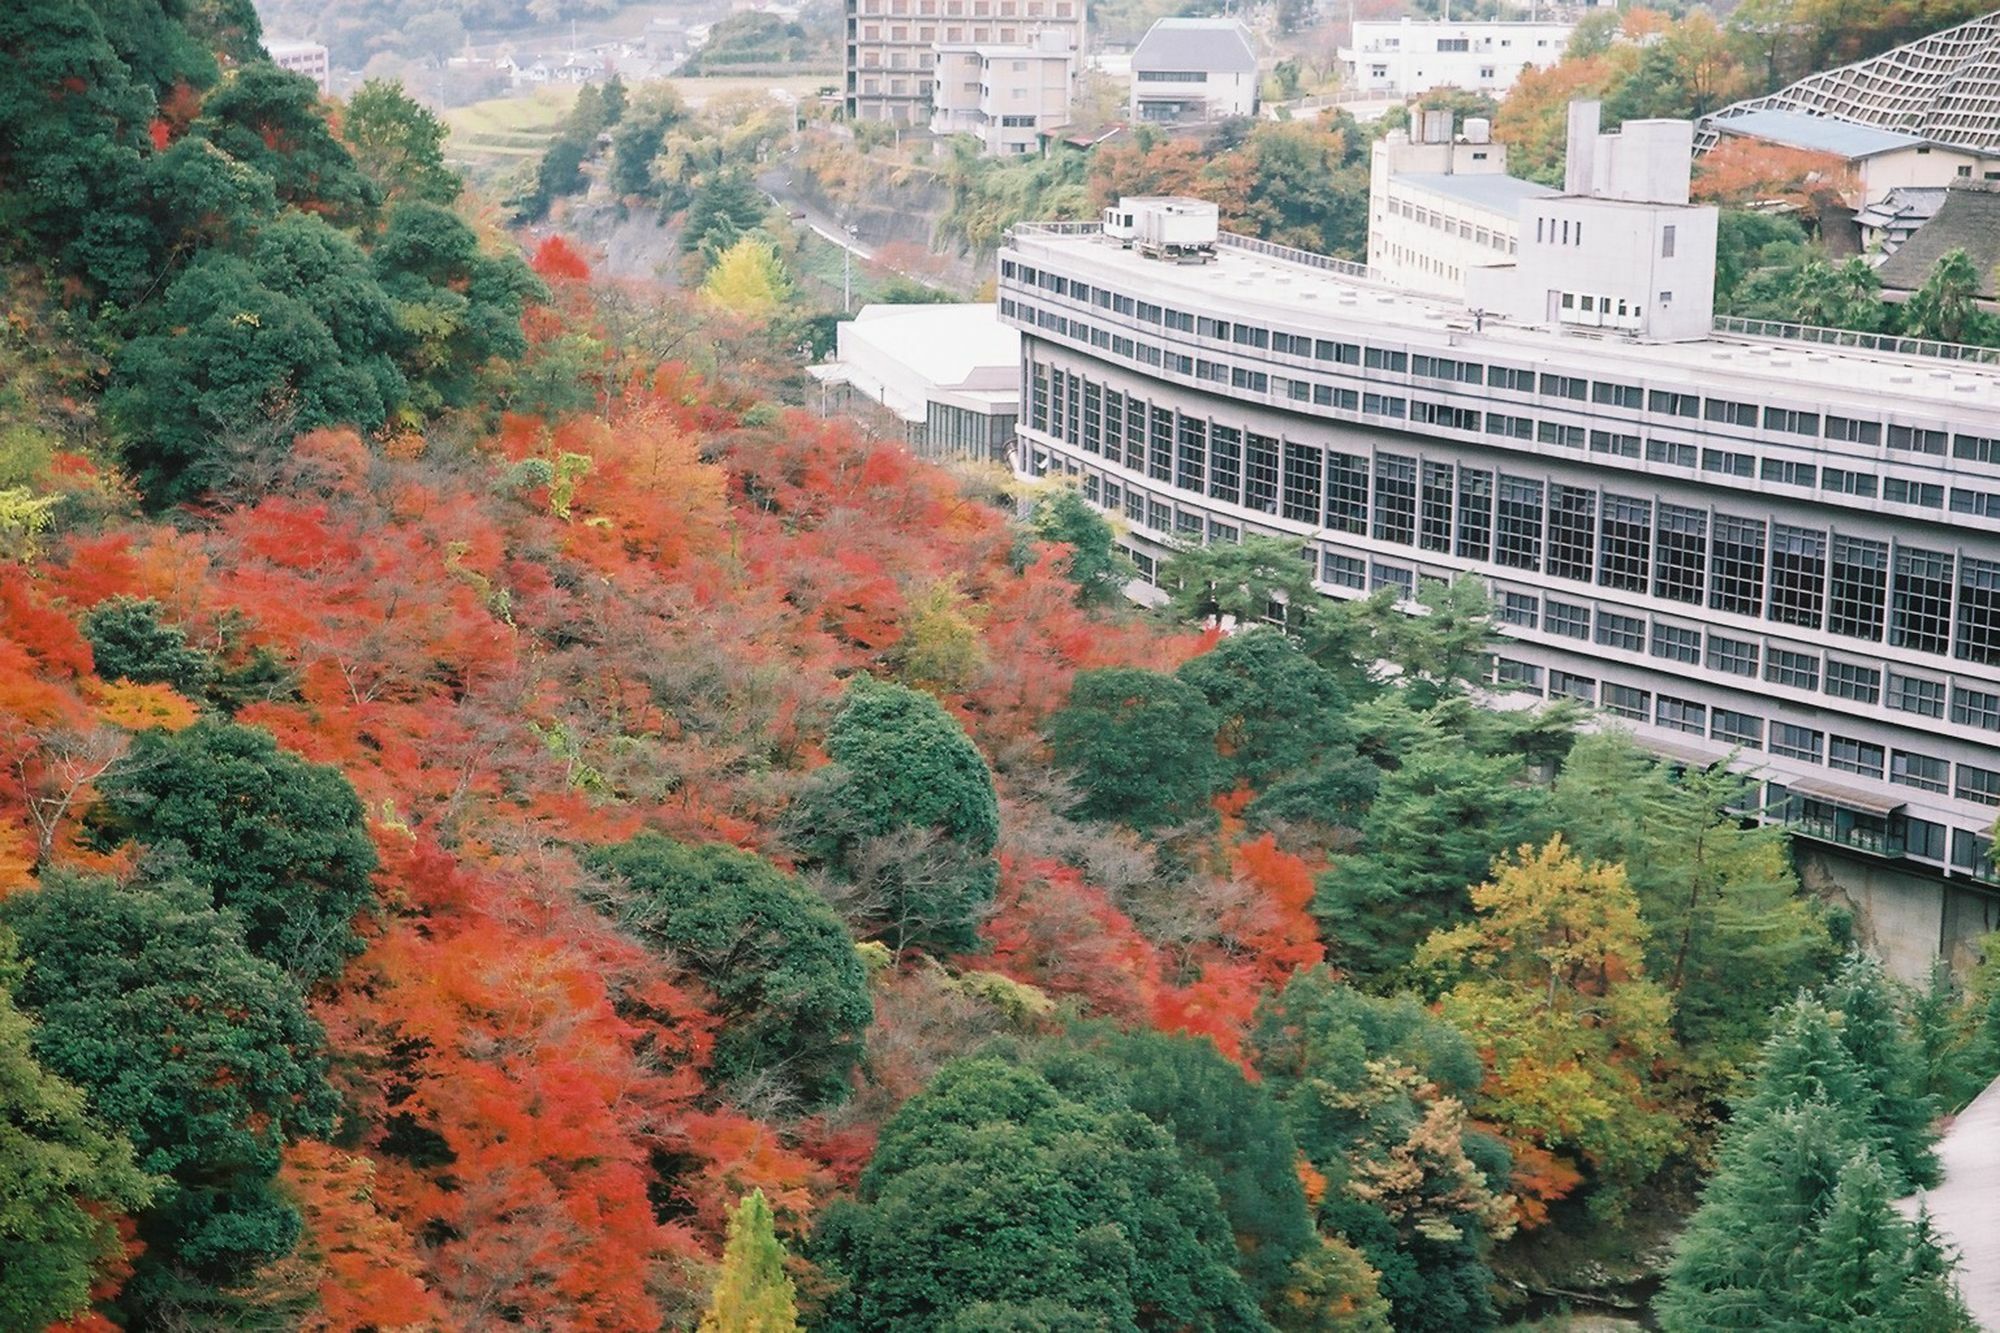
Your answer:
[999,109,2000,897]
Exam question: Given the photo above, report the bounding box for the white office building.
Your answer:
[811,303,1020,461]
[995,109,2000,940]
[844,0,1083,125]
[1367,111,1548,299]
[1340,17,1572,98]
[931,28,1077,154]
[1128,18,1259,123]
[265,38,331,93]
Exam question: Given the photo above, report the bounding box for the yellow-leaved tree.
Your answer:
[698,1189,801,1332]
[702,236,793,319]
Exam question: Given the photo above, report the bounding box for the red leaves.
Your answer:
[532,235,594,283]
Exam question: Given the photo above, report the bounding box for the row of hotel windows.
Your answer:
[1034,443,2000,884]
[1046,450,2000,737]
[1383,193,1517,255]
[998,276,2000,469]
[1025,363,2000,665]
[854,0,1074,17]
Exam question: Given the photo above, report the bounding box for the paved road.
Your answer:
[1899,1073,2000,1328]
[757,158,952,292]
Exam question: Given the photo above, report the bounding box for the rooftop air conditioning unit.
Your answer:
[1103,197,1218,263]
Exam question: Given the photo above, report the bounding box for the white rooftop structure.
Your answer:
[812,303,1020,461]
[1340,17,1572,98]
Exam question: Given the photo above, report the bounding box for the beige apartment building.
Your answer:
[930,29,1076,154]
[845,0,1083,125]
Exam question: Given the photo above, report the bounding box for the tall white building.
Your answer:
[845,0,1083,125]
[1367,111,1549,298]
[995,110,2000,968]
[1128,18,1258,123]
[931,28,1077,154]
[1339,17,1571,98]
[265,38,331,93]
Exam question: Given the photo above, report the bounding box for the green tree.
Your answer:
[586,833,871,1107]
[1902,247,1986,343]
[249,210,408,413]
[1361,576,1495,710]
[520,129,591,221]
[790,677,1000,954]
[811,1056,1267,1331]
[374,199,544,413]
[1174,628,1349,792]
[83,597,216,695]
[341,78,461,204]
[1047,667,1221,829]
[0,928,157,1331]
[96,720,378,980]
[699,1189,801,1332]
[1029,485,1133,605]
[1313,728,1551,979]
[1160,535,1320,636]
[609,88,685,200]
[194,62,377,224]
[2,874,338,1319]
[681,167,771,259]
[1820,951,1939,1188]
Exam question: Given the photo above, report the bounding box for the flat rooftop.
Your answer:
[1004,226,2000,419]
[1395,171,1557,213]
[1713,107,1930,159]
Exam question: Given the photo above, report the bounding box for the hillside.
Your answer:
[1,3,1996,1331]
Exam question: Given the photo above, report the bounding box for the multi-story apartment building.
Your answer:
[265,38,331,93]
[1339,17,1571,98]
[931,28,1077,154]
[845,0,1083,124]
[996,107,2000,917]
[1367,112,1547,299]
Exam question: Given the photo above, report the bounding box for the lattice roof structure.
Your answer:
[1697,8,2000,155]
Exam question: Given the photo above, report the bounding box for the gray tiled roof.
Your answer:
[1131,18,1257,74]
[1874,184,2000,297]
[1712,108,1929,159]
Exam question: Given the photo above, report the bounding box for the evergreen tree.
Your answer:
[340,78,460,205]
[0,929,157,1330]
[1821,951,1939,1188]
[1159,535,1320,636]
[1028,485,1133,606]
[83,597,216,694]
[699,1190,801,1333]
[1175,628,1350,792]
[681,167,771,259]
[1046,667,1221,829]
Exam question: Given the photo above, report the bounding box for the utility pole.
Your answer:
[843,223,860,312]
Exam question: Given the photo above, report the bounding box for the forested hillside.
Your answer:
[2,3,1998,1330]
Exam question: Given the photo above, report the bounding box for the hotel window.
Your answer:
[1905,816,1949,862]
[1891,751,1950,794]
[1700,448,1754,477]
[1648,390,1699,417]
[1765,647,1820,691]
[1595,611,1645,652]
[1764,407,1820,436]
[1123,488,1145,525]
[1282,441,1323,524]
[1314,339,1361,364]
[1123,394,1147,471]
[1244,434,1279,514]
[1890,546,1953,655]
[1146,498,1172,532]
[1959,557,2000,664]
[1828,736,1885,778]
[1703,398,1757,427]
[1769,524,1826,629]
[1488,365,1535,392]
[1175,415,1206,492]
[1103,390,1123,458]
[1496,659,1543,688]
[1362,392,1406,418]
[1364,347,1407,372]
[1546,600,1589,639]
[1371,563,1415,598]
[1603,682,1650,720]
[1029,363,1048,432]
[1888,673,1945,717]
[1081,382,1102,454]
[1322,551,1365,589]
[1494,475,1543,571]
[1497,592,1540,628]
[1552,670,1596,703]
[1647,439,1697,467]
[1326,452,1369,534]
[1598,495,1651,592]
[1651,622,1702,664]
[1539,373,1587,400]
[1209,425,1242,505]
[1148,406,1174,481]
[1959,763,2000,806]
[1653,504,1706,604]
[1705,634,1759,676]
[1487,412,1534,439]
[1770,722,1823,761]
[1952,686,2000,731]
[1657,696,1706,734]
[1953,433,2000,462]
[1709,514,1766,616]
[1825,659,1881,704]
[1828,536,1888,641]
[1373,453,1418,544]
[1547,485,1595,581]
[1762,458,1818,487]
[1420,463,1454,552]
[1890,424,1947,454]
[1822,467,1877,497]
[1712,709,1762,749]
[1825,415,1881,445]
[1591,381,1643,409]
[1589,430,1640,458]
[1884,478,1944,508]
[1174,509,1205,539]
[1455,468,1492,560]
[1661,224,1676,258]
[1539,422,1585,448]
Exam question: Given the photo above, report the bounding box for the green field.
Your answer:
[445,85,582,181]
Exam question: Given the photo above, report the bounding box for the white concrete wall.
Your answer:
[1340,18,1570,97]
[1504,196,1718,340]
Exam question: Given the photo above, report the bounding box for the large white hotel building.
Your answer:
[999,104,2000,909]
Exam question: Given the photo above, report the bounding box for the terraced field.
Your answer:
[444,85,581,183]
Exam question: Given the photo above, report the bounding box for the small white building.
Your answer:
[931,29,1078,155]
[811,304,1021,462]
[1367,110,1552,298]
[265,38,331,93]
[1129,18,1258,123]
[1465,101,1718,342]
[1339,18,1571,98]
